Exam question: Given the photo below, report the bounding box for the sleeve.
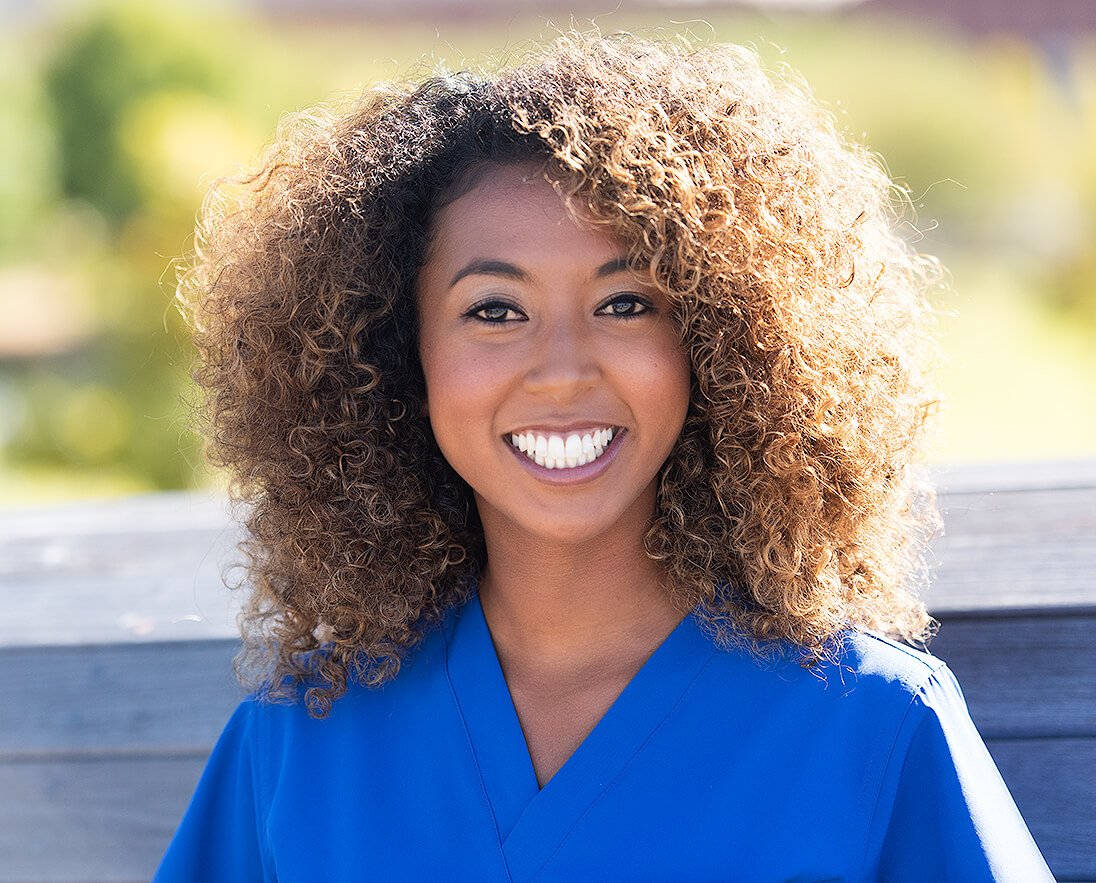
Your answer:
[873,665,1054,883]
[153,698,272,882]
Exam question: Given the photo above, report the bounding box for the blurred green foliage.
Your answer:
[0,47,58,256]
[42,3,233,226]
[0,1,271,501]
[1,2,1094,505]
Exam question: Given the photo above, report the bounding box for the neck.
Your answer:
[475,503,685,679]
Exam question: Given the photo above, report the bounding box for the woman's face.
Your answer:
[416,163,691,547]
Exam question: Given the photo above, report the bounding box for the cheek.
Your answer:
[635,331,692,428]
[419,337,503,443]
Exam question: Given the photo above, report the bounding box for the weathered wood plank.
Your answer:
[926,481,1096,614]
[0,640,243,752]
[929,613,1096,738]
[933,458,1096,494]
[929,460,1096,495]
[0,491,244,647]
[1,462,1093,649]
[2,618,1091,753]
[0,753,207,883]
[987,737,1096,882]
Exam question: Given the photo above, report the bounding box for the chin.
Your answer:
[474,484,657,550]
[513,507,634,547]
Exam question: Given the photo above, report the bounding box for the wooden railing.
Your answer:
[1,460,1094,882]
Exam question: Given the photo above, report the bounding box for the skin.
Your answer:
[416,163,692,786]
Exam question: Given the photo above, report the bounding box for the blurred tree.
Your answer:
[0,52,59,258]
[2,0,262,498]
[41,0,232,227]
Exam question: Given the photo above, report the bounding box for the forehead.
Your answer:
[422,164,627,271]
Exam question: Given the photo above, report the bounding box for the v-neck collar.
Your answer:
[443,591,717,881]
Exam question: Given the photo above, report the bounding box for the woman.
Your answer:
[156,32,1052,881]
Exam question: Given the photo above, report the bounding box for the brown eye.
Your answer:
[597,295,654,318]
[464,299,526,323]
[480,305,511,321]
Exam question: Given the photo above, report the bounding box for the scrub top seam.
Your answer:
[442,611,515,883]
[858,629,944,672]
[529,647,719,881]
[855,661,948,882]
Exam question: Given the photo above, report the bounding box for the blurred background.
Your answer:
[1,0,1094,506]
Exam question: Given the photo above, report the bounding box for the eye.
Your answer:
[596,294,655,319]
[464,299,526,324]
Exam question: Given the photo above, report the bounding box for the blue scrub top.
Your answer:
[155,593,1053,881]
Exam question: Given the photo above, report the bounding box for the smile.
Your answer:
[507,427,619,470]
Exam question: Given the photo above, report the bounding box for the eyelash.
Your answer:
[463,294,655,324]
[598,294,655,320]
[464,299,525,324]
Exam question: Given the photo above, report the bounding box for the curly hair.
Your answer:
[178,30,943,716]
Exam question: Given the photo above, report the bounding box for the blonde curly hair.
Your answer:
[179,31,942,716]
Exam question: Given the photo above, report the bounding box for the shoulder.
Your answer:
[791,632,987,792]
[696,620,961,736]
[813,630,963,727]
[244,612,457,737]
[830,629,951,697]
[829,631,978,729]
[703,620,950,696]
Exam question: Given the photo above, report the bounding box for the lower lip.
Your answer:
[505,431,626,485]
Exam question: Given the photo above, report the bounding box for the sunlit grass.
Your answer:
[0,462,153,508]
[931,259,1096,464]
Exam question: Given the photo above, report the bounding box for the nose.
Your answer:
[521,317,602,402]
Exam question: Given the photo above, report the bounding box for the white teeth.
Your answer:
[509,427,619,471]
[565,434,582,467]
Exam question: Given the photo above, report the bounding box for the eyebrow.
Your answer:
[448,255,631,288]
